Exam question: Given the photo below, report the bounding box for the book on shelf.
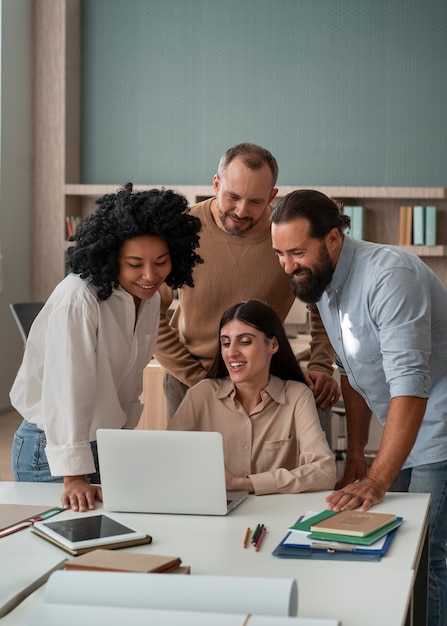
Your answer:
[412,206,425,245]
[65,215,81,239]
[344,205,364,240]
[425,206,437,245]
[398,206,412,245]
[404,205,437,247]
[351,205,364,240]
[25,571,338,626]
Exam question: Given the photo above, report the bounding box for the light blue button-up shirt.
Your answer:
[317,236,447,469]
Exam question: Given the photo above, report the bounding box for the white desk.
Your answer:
[0,483,428,626]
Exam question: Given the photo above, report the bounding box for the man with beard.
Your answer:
[154,144,339,439]
[271,188,447,626]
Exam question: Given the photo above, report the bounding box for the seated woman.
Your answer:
[168,299,336,495]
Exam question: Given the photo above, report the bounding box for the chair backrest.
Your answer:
[9,302,45,345]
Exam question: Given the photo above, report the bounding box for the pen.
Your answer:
[311,542,355,552]
[242,527,251,548]
[254,526,267,551]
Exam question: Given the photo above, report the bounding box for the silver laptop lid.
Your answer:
[97,429,247,515]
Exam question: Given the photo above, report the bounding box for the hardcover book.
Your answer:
[64,549,183,574]
[398,206,412,245]
[351,205,364,240]
[412,206,425,245]
[309,510,396,538]
[425,206,437,245]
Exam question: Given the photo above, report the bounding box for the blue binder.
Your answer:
[272,513,401,562]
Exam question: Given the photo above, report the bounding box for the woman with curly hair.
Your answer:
[168,300,335,495]
[10,184,202,511]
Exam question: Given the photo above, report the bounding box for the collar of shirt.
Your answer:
[327,235,356,295]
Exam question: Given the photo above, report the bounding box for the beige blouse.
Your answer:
[168,375,336,495]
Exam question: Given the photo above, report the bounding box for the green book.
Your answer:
[288,509,338,533]
[412,206,425,245]
[352,205,364,240]
[425,206,437,245]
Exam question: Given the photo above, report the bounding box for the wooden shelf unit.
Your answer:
[32,2,447,299]
[63,183,447,282]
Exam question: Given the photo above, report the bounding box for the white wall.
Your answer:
[0,0,32,412]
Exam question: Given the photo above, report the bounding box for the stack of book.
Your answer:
[273,509,402,561]
[399,205,437,246]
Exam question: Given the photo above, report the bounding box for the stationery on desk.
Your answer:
[243,523,268,551]
[31,512,152,555]
[0,504,64,538]
[273,510,402,561]
[0,504,67,619]
[64,549,190,574]
[252,524,267,551]
[309,510,398,537]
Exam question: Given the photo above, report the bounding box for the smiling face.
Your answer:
[272,218,336,303]
[117,235,172,306]
[219,319,278,388]
[212,156,278,237]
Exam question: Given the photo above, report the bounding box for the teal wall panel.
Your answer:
[81,0,447,187]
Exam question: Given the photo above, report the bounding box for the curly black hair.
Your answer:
[66,183,203,300]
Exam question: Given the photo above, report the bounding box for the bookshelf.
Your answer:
[32,1,447,299]
[62,183,447,286]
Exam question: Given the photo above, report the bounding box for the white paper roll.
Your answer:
[44,570,298,616]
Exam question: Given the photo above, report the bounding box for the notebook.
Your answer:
[97,429,248,515]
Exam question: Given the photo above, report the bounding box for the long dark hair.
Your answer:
[207,299,306,384]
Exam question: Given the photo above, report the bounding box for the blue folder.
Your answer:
[272,514,401,562]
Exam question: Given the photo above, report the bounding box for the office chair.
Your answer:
[9,302,45,346]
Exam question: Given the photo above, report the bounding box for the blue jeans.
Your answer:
[390,460,447,626]
[12,420,100,484]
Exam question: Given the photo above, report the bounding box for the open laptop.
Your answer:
[96,429,248,515]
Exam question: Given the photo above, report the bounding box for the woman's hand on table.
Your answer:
[61,476,103,512]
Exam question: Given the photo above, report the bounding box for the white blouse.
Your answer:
[10,273,160,476]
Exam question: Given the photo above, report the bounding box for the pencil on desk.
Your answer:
[242,527,251,548]
[254,526,267,551]
[251,523,261,544]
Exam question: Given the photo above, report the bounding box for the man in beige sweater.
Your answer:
[154,143,339,443]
